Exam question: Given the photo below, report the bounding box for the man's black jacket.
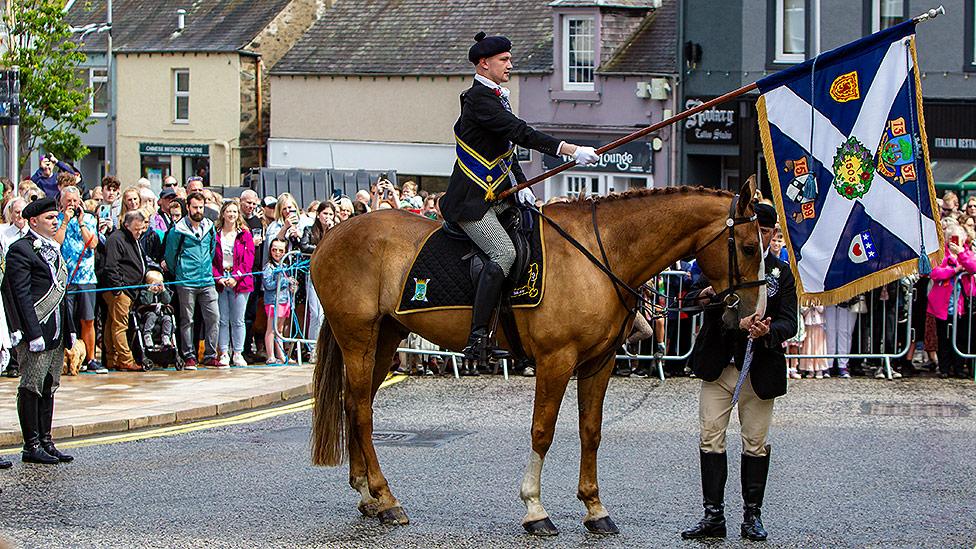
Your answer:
[439,79,562,223]
[687,253,798,400]
[2,233,75,350]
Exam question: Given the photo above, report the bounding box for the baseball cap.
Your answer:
[261,196,278,208]
[159,188,177,199]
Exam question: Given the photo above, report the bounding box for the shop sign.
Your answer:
[542,139,653,174]
[923,102,976,160]
[684,97,738,144]
[139,142,209,157]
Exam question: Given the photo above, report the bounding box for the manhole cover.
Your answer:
[861,402,970,417]
[372,430,472,448]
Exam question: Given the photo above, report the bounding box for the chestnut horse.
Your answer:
[309,181,765,535]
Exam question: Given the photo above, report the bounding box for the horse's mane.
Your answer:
[555,185,734,209]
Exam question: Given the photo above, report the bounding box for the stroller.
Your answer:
[129,303,184,371]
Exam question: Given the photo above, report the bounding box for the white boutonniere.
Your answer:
[770,267,781,279]
[31,240,41,252]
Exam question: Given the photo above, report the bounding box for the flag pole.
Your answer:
[500,5,945,202]
[497,81,758,201]
[912,4,944,22]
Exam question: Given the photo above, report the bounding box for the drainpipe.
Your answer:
[214,139,232,187]
[256,56,264,167]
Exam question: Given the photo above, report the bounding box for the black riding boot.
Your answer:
[461,261,511,370]
[741,446,770,541]
[17,389,58,465]
[39,393,73,463]
[681,450,728,539]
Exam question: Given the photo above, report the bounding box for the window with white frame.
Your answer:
[565,174,599,199]
[563,16,595,91]
[90,68,108,117]
[872,0,905,32]
[173,69,189,123]
[775,0,805,63]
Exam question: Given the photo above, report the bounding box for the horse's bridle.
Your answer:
[693,194,768,312]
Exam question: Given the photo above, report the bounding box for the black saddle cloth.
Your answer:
[396,209,546,314]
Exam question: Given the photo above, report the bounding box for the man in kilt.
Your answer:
[2,197,76,465]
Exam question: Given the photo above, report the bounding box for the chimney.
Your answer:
[177,9,186,32]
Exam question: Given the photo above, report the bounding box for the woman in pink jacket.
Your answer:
[927,223,976,378]
[213,201,255,367]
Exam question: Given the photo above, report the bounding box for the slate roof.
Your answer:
[67,0,293,54]
[548,0,658,7]
[272,0,554,76]
[599,0,677,74]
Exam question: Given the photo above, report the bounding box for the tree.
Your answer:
[2,0,94,176]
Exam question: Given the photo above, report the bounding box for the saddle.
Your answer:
[396,205,546,361]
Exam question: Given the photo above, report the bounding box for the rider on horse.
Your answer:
[439,32,599,363]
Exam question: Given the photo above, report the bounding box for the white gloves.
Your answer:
[517,187,537,206]
[573,146,600,166]
[10,330,21,347]
[29,337,44,353]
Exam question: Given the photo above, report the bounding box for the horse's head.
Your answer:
[696,176,767,330]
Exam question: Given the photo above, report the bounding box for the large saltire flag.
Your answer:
[757,20,942,304]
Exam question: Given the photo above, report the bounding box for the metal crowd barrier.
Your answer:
[949,276,976,382]
[613,270,700,382]
[783,285,915,380]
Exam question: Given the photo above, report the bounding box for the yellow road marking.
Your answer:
[1,374,408,454]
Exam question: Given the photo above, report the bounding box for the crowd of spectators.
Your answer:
[0,160,970,382]
[0,165,446,377]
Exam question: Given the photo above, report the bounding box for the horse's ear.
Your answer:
[737,175,758,216]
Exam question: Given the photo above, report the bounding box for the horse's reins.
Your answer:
[527,193,764,318]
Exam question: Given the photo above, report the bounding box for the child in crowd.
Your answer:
[138,270,173,350]
[785,308,805,379]
[799,304,829,378]
[399,181,423,211]
[263,238,298,364]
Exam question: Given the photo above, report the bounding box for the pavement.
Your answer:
[0,375,973,548]
[0,364,313,447]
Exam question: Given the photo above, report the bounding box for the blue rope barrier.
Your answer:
[66,259,311,295]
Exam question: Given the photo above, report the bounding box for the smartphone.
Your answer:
[289,213,300,226]
[950,235,961,246]
[98,204,111,219]
[331,188,342,200]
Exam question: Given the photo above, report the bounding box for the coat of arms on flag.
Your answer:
[757,20,942,304]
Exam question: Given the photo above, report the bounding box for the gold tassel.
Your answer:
[485,188,495,201]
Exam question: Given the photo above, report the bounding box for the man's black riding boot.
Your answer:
[17,389,58,465]
[741,446,771,541]
[38,393,73,463]
[681,450,728,539]
[461,260,510,364]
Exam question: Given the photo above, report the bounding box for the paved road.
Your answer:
[1,376,974,548]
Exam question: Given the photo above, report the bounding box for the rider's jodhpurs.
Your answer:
[698,364,774,457]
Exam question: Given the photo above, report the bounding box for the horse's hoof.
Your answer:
[358,501,379,517]
[378,506,410,525]
[584,515,620,535]
[523,517,559,536]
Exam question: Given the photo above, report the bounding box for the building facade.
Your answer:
[680,0,976,194]
[66,0,324,190]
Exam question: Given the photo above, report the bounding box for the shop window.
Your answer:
[174,69,189,123]
[563,16,595,91]
[141,155,172,188]
[774,0,806,63]
[566,175,599,199]
[183,156,210,186]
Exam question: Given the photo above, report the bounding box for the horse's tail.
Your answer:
[311,318,346,466]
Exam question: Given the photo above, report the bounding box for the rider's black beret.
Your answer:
[468,32,512,64]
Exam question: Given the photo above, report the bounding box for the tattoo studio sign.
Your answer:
[542,140,653,174]
[684,97,738,144]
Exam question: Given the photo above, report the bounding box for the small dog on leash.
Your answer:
[62,339,87,376]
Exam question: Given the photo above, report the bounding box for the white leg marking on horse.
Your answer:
[584,503,609,523]
[519,451,548,522]
[352,476,377,504]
